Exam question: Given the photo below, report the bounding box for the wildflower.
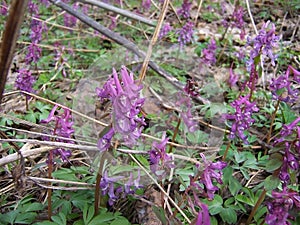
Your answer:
[41,105,74,161]
[189,154,226,200]
[224,95,259,144]
[28,0,39,14]
[177,0,192,19]
[63,3,79,27]
[159,23,172,40]
[97,128,115,152]
[228,65,239,87]
[246,21,280,71]
[141,0,151,10]
[15,69,36,95]
[96,66,145,150]
[184,79,199,97]
[270,66,300,103]
[0,1,8,16]
[176,92,198,132]
[200,38,217,66]
[149,132,174,180]
[266,187,300,225]
[177,21,194,48]
[196,203,211,225]
[25,43,42,64]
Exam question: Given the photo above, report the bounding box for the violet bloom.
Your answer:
[196,203,211,225]
[41,105,74,161]
[159,23,172,40]
[26,44,42,64]
[275,117,300,144]
[176,92,198,132]
[246,21,280,71]
[177,0,192,19]
[224,95,259,144]
[266,187,300,225]
[200,38,217,66]
[228,66,239,87]
[96,66,145,150]
[28,0,39,14]
[190,153,226,200]
[141,0,151,10]
[270,66,300,103]
[63,3,79,27]
[177,21,194,48]
[15,69,36,95]
[1,1,8,16]
[97,128,115,152]
[149,132,174,180]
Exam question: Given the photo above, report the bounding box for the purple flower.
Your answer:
[96,66,145,150]
[266,187,300,225]
[149,132,174,180]
[228,65,239,87]
[224,95,259,144]
[41,105,74,161]
[28,1,39,14]
[246,21,280,71]
[97,128,115,152]
[270,66,300,103]
[177,21,194,48]
[1,1,8,16]
[159,23,172,40]
[200,38,217,66]
[63,3,79,27]
[25,43,42,64]
[189,154,226,200]
[15,69,36,95]
[196,203,211,225]
[184,79,199,97]
[141,0,151,10]
[176,92,198,132]
[177,0,192,19]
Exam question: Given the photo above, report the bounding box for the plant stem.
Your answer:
[94,166,102,215]
[47,150,53,220]
[265,100,280,154]
[245,189,266,225]
[168,118,181,153]
[222,141,231,161]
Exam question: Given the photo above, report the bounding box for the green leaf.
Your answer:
[254,206,267,222]
[264,175,280,191]
[152,205,168,225]
[33,221,58,225]
[110,217,131,225]
[265,155,282,172]
[51,213,66,225]
[220,208,237,224]
[15,212,37,224]
[25,202,44,212]
[88,213,115,225]
[235,195,253,206]
[229,177,242,195]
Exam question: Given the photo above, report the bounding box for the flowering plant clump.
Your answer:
[177,0,192,19]
[96,66,145,151]
[149,132,175,180]
[177,20,194,48]
[246,21,280,71]
[41,105,74,161]
[225,95,259,144]
[15,69,36,95]
[200,38,217,66]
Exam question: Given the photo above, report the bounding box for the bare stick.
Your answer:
[0,0,29,102]
[48,0,209,104]
[76,0,156,27]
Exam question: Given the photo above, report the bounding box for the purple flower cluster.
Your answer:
[0,1,8,16]
[270,66,300,103]
[100,169,142,206]
[141,0,151,11]
[149,133,174,180]
[159,23,172,40]
[228,65,239,88]
[96,66,145,151]
[26,1,47,64]
[200,38,217,66]
[266,187,300,225]
[177,0,192,19]
[41,105,74,161]
[176,92,198,132]
[63,2,79,28]
[189,153,226,200]
[15,69,36,96]
[223,6,245,40]
[246,21,280,71]
[225,95,259,144]
[177,21,194,48]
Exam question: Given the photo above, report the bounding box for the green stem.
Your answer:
[265,100,280,154]
[245,189,267,225]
